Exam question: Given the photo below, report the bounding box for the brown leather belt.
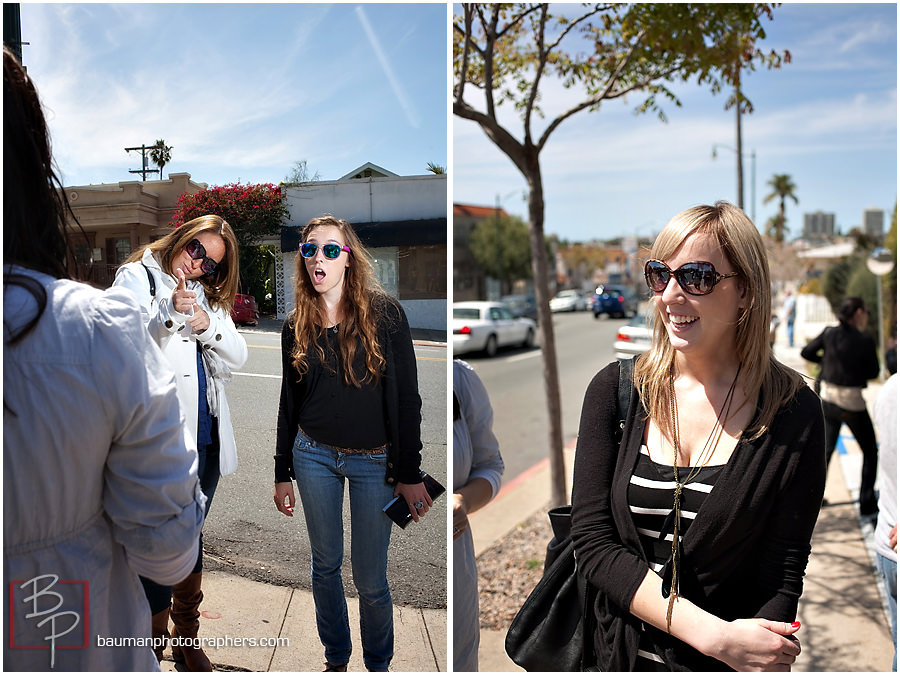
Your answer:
[298,426,389,455]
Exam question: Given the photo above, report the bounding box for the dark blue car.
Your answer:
[592,285,638,319]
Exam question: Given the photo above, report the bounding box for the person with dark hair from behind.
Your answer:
[3,45,205,671]
[801,296,881,517]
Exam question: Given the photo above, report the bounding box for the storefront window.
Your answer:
[370,247,399,297]
[398,245,446,300]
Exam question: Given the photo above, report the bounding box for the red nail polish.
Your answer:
[791,621,801,629]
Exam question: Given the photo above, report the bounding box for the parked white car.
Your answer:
[550,289,588,312]
[613,312,653,360]
[452,301,537,357]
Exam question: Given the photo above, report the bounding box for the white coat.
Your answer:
[3,266,206,671]
[113,249,248,476]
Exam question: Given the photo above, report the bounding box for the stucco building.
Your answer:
[61,173,207,286]
[279,164,447,330]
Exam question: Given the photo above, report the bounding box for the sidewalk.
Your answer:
[158,572,446,672]
[473,339,894,672]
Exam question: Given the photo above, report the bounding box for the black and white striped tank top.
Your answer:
[628,445,724,670]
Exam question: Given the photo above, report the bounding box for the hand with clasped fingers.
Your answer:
[703,619,802,672]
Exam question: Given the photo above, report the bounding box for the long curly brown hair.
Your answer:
[122,214,240,312]
[289,216,387,387]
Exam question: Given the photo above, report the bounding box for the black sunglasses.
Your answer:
[185,239,219,276]
[644,259,739,296]
[300,242,351,260]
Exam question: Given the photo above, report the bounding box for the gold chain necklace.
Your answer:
[664,364,742,631]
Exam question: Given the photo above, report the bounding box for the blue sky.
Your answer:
[454,3,898,242]
[20,3,447,187]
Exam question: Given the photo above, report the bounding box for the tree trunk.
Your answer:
[524,150,567,507]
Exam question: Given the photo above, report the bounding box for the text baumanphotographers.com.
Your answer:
[96,635,289,649]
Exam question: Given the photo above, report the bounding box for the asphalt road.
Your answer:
[201,323,448,609]
[458,310,625,484]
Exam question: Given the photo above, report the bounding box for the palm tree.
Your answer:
[149,139,173,180]
[425,161,445,174]
[762,174,798,243]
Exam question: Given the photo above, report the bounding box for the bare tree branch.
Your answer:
[544,4,607,52]
[523,5,550,147]
[537,28,648,151]
[455,6,475,102]
[453,100,528,176]
[494,3,543,41]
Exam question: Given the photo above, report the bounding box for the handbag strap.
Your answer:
[615,357,635,444]
[141,262,156,298]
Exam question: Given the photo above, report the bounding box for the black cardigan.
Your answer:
[571,362,826,671]
[800,323,880,387]
[274,296,423,486]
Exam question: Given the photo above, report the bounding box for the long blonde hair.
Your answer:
[289,216,387,387]
[634,201,804,439]
[123,214,240,312]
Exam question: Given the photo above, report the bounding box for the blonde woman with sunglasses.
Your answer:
[114,214,248,670]
[571,202,825,671]
[273,216,429,672]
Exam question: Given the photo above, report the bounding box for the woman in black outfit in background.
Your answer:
[801,296,880,517]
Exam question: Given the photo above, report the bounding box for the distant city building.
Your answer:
[863,208,884,240]
[803,211,835,241]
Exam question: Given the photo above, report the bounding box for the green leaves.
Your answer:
[454,2,790,140]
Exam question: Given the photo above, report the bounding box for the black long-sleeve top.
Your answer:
[571,362,826,671]
[274,296,423,486]
[800,323,880,387]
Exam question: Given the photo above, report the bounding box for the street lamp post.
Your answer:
[867,247,895,381]
[712,143,756,223]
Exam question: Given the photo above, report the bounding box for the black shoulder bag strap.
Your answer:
[581,357,634,670]
[615,356,635,444]
[141,263,156,299]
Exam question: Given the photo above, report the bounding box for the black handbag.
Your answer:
[504,358,634,671]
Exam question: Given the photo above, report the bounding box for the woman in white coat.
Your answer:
[4,45,205,671]
[114,214,248,670]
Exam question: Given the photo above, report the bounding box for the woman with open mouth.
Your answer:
[273,216,431,672]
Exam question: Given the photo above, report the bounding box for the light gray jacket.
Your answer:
[3,266,205,671]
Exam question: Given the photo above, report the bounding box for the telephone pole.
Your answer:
[124,144,160,181]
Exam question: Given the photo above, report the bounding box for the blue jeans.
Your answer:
[292,428,395,671]
[878,553,897,671]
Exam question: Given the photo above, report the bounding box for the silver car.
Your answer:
[452,301,537,357]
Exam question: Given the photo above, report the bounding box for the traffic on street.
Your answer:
[458,310,635,484]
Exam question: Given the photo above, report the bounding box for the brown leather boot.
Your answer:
[170,571,212,671]
[150,607,170,662]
